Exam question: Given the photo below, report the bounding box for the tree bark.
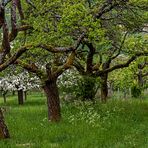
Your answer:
[100,73,108,102]
[0,108,10,139]
[100,60,111,102]
[42,78,61,122]
[138,69,143,87]
[18,89,24,105]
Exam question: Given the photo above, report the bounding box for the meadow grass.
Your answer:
[0,93,148,148]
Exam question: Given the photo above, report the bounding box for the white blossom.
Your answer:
[0,71,40,92]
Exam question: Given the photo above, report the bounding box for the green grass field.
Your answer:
[0,93,148,148]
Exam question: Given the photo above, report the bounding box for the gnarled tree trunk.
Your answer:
[100,60,111,102]
[0,108,10,139]
[100,73,108,102]
[43,78,61,122]
[138,69,144,87]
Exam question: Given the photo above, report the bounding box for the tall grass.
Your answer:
[0,93,148,148]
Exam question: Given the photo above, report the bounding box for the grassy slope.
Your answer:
[0,93,148,148]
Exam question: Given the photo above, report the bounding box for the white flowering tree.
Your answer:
[0,71,40,104]
[0,78,13,103]
[58,69,80,100]
[58,69,100,101]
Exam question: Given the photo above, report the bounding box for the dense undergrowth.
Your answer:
[0,93,148,148]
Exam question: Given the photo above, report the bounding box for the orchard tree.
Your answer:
[0,0,28,139]
[12,1,85,122]
[0,0,44,138]
[0,0,83,126]
[70,0,148,102]
[0,0,48,139]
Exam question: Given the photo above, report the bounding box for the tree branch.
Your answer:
[95,1,118,19]
[73,59,85,75]
[142,72,148,77]
[9,0,18,42]
[0,4,4,29]
[16,60,45,78]
[25,0,36,9]
[3,0,12,6]
[37,44,74,53]
[95,52,148,76]
[54,51,76,77]
[38,33,85,53]
[16,0,24,21]
[53,34,85,77]
[111,32,128,60]
[17,25,33,31]
[0,45,31,71]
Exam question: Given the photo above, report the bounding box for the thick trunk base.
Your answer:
[43,79,61,122]
[101,87,108,102]
[100,74,108,103]
[0,108,10,139]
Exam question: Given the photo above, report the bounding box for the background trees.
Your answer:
[71,0,148,101]
[0,69,40,104]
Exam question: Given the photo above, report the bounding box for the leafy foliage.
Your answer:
[131,85,142,98]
